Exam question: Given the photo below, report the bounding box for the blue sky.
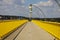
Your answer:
[25,0,48,5]
[0,0,60,18]
[14,0,49,6]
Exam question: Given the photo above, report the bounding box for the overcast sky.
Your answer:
[0,0,60,18]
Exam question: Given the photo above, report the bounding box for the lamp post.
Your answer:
[29,4,32,21]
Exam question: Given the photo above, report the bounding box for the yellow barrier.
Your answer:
[32,20,60,40]
[41,21,60,26]
[0,20,27,39]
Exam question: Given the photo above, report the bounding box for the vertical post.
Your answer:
[29,4,32,21]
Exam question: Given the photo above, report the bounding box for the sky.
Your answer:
[0,0,60,18]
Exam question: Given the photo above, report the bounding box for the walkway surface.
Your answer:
[1,20,59,40]
[32,20,60,40]
[0,20,27,40]
[15,22,55,40]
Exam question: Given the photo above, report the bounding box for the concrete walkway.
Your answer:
[15,22,55,40]
[3,22,27,40]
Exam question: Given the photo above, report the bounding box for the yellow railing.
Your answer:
[0,20,27,39]
[32,20,60,40]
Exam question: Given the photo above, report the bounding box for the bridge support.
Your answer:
[29,4,32,21]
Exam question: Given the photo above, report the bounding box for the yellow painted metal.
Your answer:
[32,20,60,40]
[0,20,27,39]
[41,21,60,26]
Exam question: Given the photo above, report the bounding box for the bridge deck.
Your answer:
[15,22,55,40]
[0,20,27,40]
[32,20,60,40]
[0,20,60,40]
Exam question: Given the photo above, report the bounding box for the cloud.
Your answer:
[34,0,53,7]
[21,0,25,4]
[0,4,28,16]
[33,0,60,18]
[0,0,28,16]
[3,0,14,4]
[58,9,60,11]
[0,0,60,18]
[1,0,25,5]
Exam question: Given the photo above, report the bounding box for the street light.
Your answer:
[28,4,46,21]
[29,4,32,21]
